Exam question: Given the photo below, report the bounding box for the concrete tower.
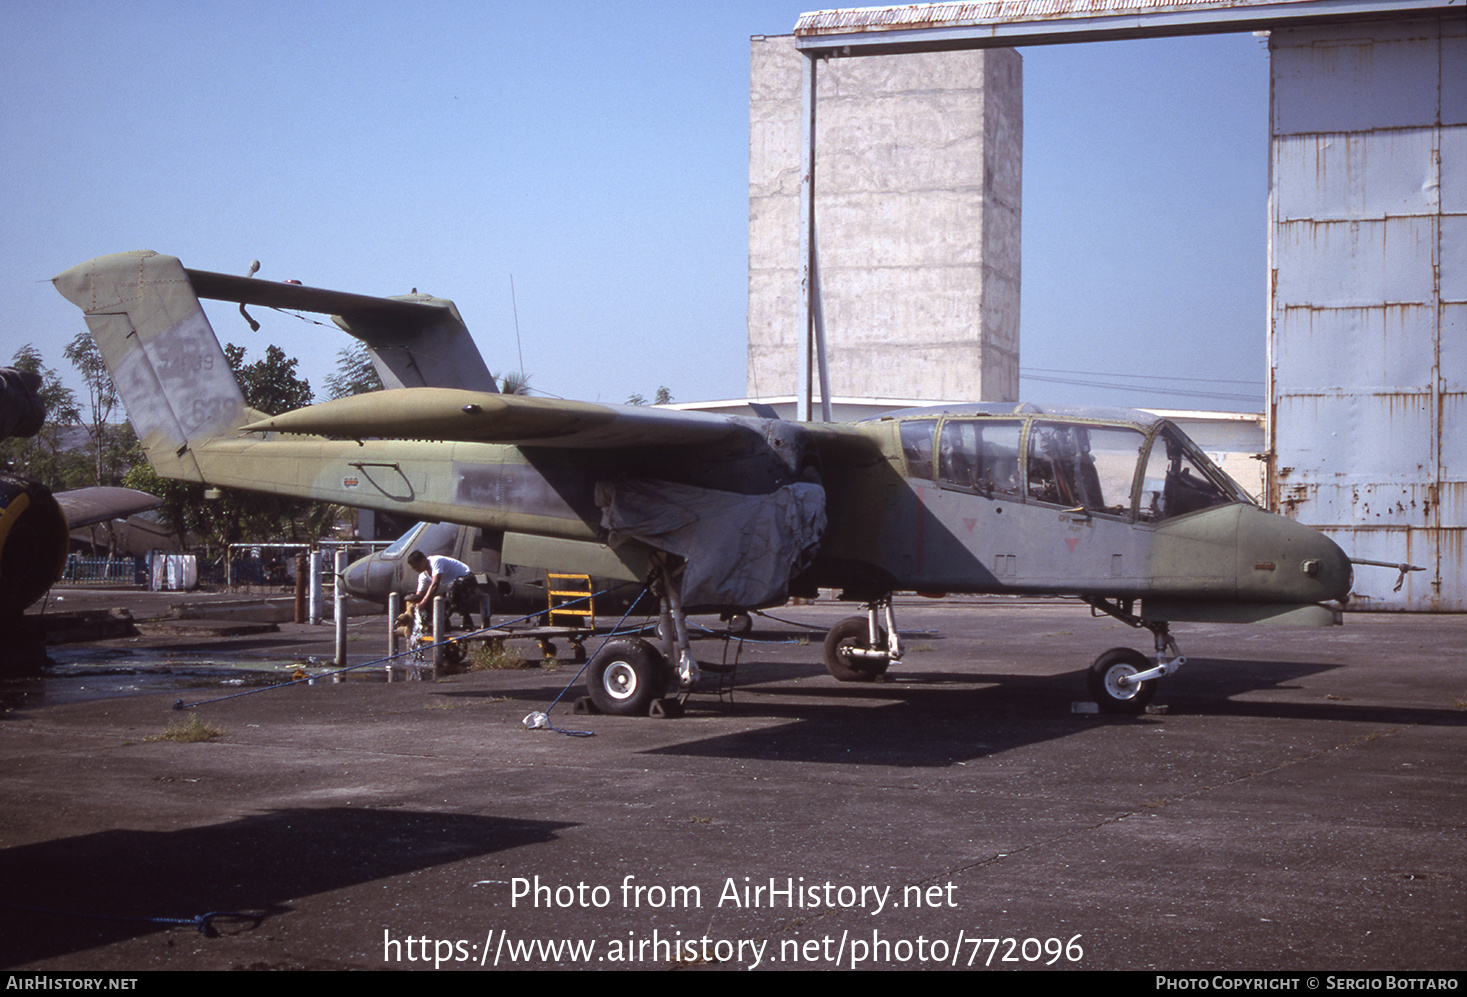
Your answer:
[747,36,1022,404]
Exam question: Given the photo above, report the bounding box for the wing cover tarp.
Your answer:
[596,480,826,608]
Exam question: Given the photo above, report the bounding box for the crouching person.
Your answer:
[405,550,480,631]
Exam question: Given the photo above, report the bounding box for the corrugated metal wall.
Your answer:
[1268,14,1466,610]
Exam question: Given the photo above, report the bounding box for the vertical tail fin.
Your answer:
[53,251,247,483]
[55,249,249,483]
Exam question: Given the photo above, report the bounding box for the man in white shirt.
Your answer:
[406,550,481,630]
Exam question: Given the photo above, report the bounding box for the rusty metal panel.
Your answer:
[1443,215,1467,300]
[1271,25,1443,133]
[1445,29,1467,124]
[1272,130,1439,220]
[1273,217,1438,307]
[1444,308,1467,390]
[1273,392,1434,479]
[1269,16,1465,611]
[1273,305,1435,388]
[1321,525,1447,609]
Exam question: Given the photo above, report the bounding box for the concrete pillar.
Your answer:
[334,549,348,667]
[749,36,1022,404]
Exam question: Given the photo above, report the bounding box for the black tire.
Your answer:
[1088,647,1157,714]
[823,616,889,682]
[586,637,670,716]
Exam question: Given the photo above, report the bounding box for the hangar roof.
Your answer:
[793,0,1458,51]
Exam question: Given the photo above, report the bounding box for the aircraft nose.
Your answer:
[1307,530,1353,602]
[342,557,370,598]
[1239,508,1352,604]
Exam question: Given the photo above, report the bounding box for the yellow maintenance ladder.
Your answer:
[547,572,595,629]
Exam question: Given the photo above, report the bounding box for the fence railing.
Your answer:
[55,542,391,592]
[56,555,147,588]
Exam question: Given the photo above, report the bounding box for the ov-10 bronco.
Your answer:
[55,251,1356,715]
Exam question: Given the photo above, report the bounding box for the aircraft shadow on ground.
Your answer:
[633,655,1465,767]
[0,807,572,968]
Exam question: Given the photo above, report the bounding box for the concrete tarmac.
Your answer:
[2,595,1464,971]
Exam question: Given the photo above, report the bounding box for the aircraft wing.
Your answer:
[55,487,162,529]
[240,388,759,449]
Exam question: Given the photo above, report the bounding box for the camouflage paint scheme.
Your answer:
[55,251,1354,711]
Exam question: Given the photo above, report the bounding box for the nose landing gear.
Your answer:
[1083,597,1187,714]
[823,597,903,683]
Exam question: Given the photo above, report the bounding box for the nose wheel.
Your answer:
[1088,647,1158,714]
[822,597,903,682]
[823,616,890,682]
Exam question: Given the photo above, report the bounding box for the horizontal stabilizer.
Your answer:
[187,268,498,393]
[240,388,748,448]
[185,268,448,328]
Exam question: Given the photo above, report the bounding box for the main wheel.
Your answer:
[586,637,670,716]
[1088,647,1157,714]
[823,616,889,682]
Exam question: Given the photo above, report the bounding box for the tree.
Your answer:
[226,343,313,414]
[325,343,384,399]
[0,344,84,489]
[492,370,532,396]
[64,332,135,489]
[626,386,673,407]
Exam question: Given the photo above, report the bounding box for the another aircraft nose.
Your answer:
[1306,530,1353,603]
[342,556,371,599]
[1238,507,1352,604]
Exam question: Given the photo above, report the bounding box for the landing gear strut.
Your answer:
[583,554,696,716]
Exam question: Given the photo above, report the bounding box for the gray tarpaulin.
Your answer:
[596,480,826,608]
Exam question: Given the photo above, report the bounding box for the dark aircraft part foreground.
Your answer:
[55,251,1358,714]
[3,360,160,674]
[1,478,159,676]
[0,481,162,621]
[0,367,46,439]
[0,473,69,619]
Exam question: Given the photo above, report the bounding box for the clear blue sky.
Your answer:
[2,0,1270,413]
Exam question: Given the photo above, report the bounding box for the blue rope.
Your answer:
[1,901,262,937]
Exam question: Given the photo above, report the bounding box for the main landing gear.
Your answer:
[583,554,699,717]
[1083,598,1187,714]
[823,597,904,682]
[585,636,668,716]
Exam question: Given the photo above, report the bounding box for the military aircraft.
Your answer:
[55,250,1356,715]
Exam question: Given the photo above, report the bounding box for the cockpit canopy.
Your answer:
[896,415,1251,523]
